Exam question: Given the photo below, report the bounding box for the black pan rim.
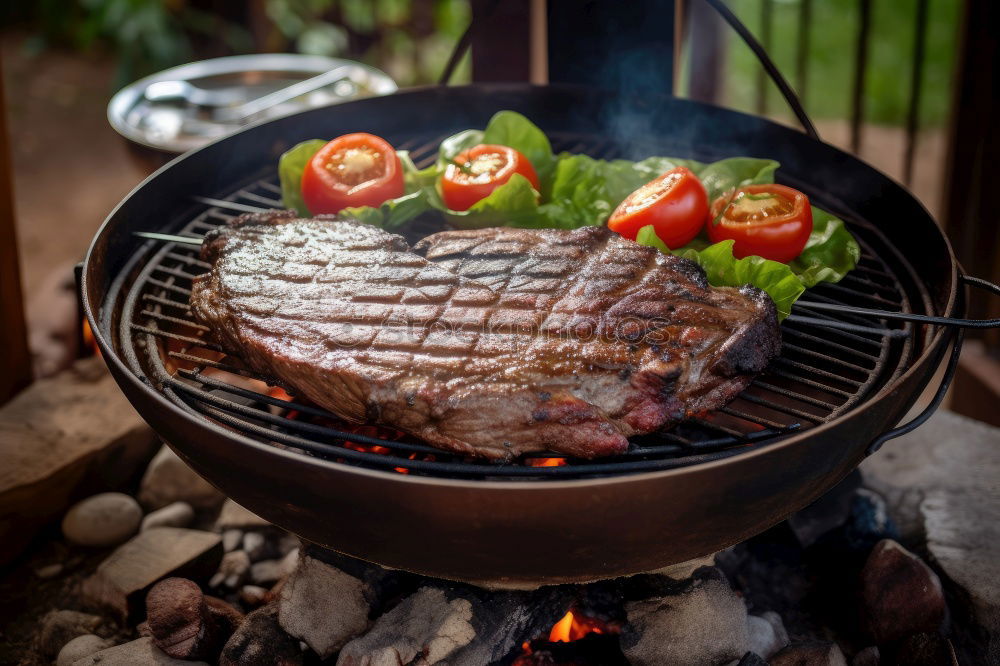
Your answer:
[82,83,959,489]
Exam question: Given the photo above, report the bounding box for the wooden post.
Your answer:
[471,0,532,82]
[941,0,999,343]
[685,0,724,103]
[942,0,1000,423]
[0,51,33,403]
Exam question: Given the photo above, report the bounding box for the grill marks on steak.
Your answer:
[414,226,781,415]
[190,211,780,460]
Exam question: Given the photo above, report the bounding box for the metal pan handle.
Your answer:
[798,274,1000,329]
[867,273,999,453]
[866,326,963,455]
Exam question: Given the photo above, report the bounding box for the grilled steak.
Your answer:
[415,225,780,413]
[190,211,780,460]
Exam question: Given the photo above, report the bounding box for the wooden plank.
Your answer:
[471,0,532,82]
[951,341,1000,428]
[941,0,1000,347]
[0,49,33,404]
[685,0,724,103]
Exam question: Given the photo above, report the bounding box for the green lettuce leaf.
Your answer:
[278,139,327,215]
[436,129,483,169]
[790,207,862,287]
[535,154,618,228]
[342,189,434,230]
[695,157,779,201]
[636,226,804,320]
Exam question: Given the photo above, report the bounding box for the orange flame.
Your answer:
[527,457,567,467]
[268,387,299,420]
[82,320,101,357]
[268,387,295,402]
[548,610,606,642]
[548,610,576,642]
[344,442,392,455]
[515,608,616,661]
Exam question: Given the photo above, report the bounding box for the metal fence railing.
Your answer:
[690,0,943,188]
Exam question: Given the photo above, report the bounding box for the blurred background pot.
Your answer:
[107,53,396,170]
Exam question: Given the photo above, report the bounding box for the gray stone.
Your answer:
[239,585,270,607]
[62,492,142,547]
[862,410,1000,645]
[734,653,768,666]
[922,487,1000,634]
[277,533,300,556]
[35,610,104,660]
[770,642,847,666]
[648,553,717,580]
[242,531,268,561]
[222,529,243,553]
[622,569,749,666]
[278,552,371,658]
[56,634,113,666]
[862,409,1000,545]
[141,501,194,531]
[35,562,64,579]
[138,445,224,510]
[0,357,158,565]
[71,637,209,665]
[251,548,298,586]
[787,471,862,548]
[215,498,270,530]
[336,587,475,666]
[851,646,879,666]
[81,527,222,620]
[747,611,789,659]
[220,605,302,666]
[211,550,252,589]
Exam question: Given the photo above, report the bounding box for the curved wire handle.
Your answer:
[866,274,1000,453]
[701,0,819,139]
[438,0,501,85]
[866,326,963,455]
[437,0,821,144]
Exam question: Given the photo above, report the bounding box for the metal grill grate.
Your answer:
[120,132,916,480]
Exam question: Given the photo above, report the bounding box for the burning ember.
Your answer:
[527,457,568,467]
[81,319,101,357]
[547,610,608,642]
[514,608,619,664]
[315,420,433,474]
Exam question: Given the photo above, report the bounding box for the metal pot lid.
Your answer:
[108,53,397,155]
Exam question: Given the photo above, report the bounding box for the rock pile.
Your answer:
[3,410,997,665]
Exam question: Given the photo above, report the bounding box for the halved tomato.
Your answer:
[301,133,404,214]
[440,144,540,211]
[707,184,813,263]
[607,167,708,248]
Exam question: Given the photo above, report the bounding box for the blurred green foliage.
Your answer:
[4,0,960,129]
[720,0,961,127]
[1,0,471,90]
